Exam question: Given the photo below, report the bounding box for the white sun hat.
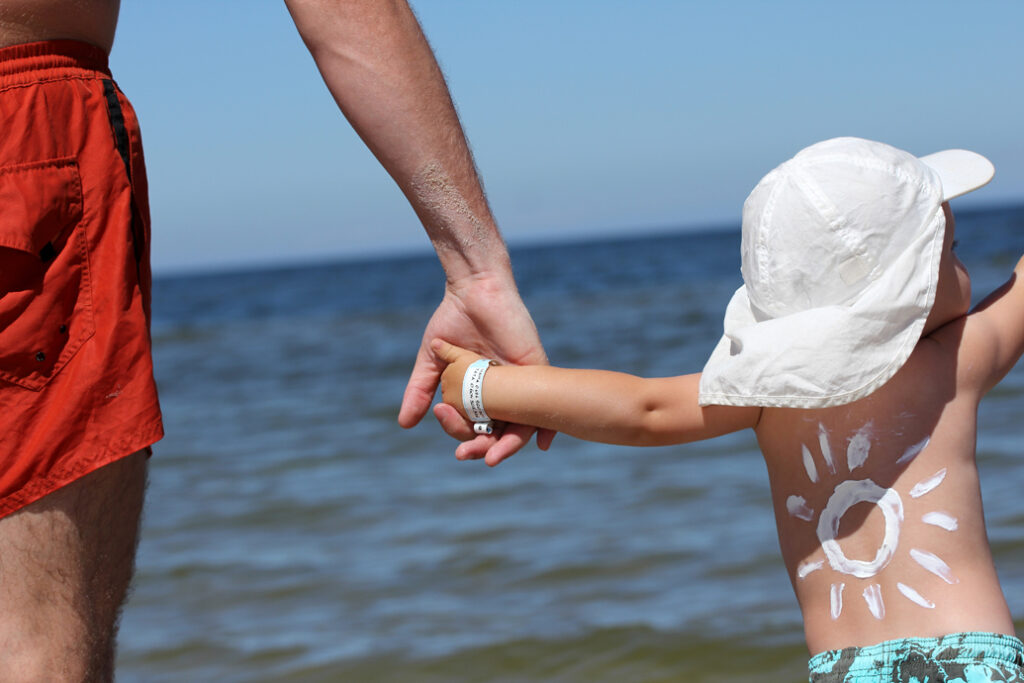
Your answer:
[699,137,994,408]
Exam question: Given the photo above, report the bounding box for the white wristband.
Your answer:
[462,359,497,422]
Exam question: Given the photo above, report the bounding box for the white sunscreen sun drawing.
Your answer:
[785,423,960,621]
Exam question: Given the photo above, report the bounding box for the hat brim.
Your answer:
[699,203,946,409]
[919,149,994,202]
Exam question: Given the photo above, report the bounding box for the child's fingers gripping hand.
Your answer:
[431,339,484,419]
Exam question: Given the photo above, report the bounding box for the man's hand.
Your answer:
[398,272,554,465]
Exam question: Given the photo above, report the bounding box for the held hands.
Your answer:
[433,339,484,421]
[398,273,554,465]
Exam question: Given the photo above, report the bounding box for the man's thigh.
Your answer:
[0,450,148,683]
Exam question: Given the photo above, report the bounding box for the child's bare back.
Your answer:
[761,336,1014,653]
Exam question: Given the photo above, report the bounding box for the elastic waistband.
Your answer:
[0,40,110,84]
[809,632,1024,677]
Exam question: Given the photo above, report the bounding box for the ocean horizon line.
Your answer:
[151,198,1024,282]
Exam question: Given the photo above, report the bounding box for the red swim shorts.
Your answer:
[0,41,163,517]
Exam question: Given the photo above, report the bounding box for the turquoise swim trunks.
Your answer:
[808,632,1024,682]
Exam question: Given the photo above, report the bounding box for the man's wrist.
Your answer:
[438,248,515,289]
[443,265,519,305]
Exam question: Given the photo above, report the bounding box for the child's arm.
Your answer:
[960,253,1024,393]
[434,340,761,447]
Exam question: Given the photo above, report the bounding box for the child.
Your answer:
[434,137,1024,681]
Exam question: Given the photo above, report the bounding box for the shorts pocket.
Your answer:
[0,157,94,391]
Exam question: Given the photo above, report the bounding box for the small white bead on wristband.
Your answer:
[462,359,498,432]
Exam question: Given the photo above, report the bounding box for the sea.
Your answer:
[116,205,1024,682]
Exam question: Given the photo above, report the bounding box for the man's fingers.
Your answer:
[536,428,556,451]
[398,381,433,429]
[455,435,495,461]
[398,345,443,429]
[483,423,533,467]
[435,404,507,460]
[435,404,545,464]
[433,402,476,441]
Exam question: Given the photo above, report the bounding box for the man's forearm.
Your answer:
[285,0,512,282]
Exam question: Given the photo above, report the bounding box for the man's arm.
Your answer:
[435,341,761,449]
[284,0,552,463]
[283,0,500,281]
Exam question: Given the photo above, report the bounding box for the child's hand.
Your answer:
[432,339,486,420]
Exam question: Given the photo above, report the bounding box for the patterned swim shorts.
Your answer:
[808,632,1024,682]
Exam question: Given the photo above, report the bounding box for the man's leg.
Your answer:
[0,451,148,683]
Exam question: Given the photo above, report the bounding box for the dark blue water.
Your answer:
[117,205,1024,681]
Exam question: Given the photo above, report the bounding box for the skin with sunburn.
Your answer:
[436,202,1024,654]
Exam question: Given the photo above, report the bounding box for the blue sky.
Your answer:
[110,2,1024,274]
